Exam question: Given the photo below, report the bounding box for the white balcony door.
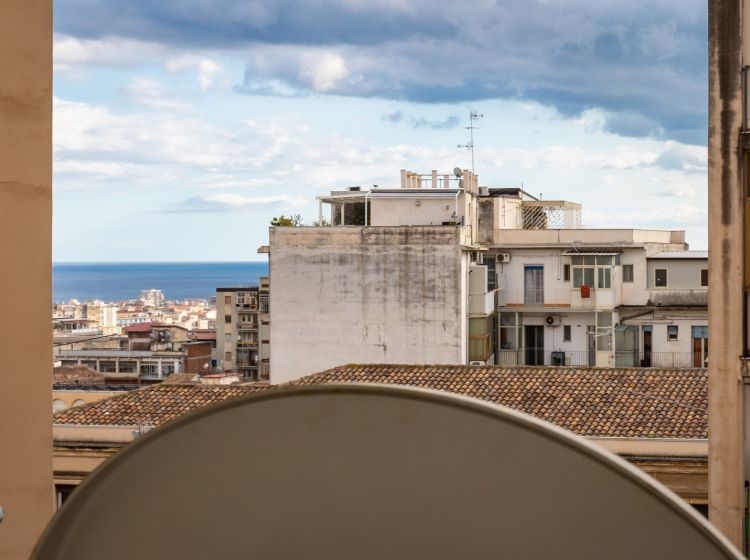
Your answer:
[524,266,544,305]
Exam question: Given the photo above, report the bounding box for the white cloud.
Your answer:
[54,34,166,75]
[126,77,194,111]
[165,55,224,90]
[299,52,348,92]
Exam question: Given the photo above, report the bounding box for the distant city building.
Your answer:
[269,168,707,383]
[215,278,270,381]
[139,288,165,308]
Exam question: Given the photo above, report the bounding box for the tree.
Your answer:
[270,214,303,227]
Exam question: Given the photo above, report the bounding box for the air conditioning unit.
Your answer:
[545,316,562,326]
[469,361,484,366]
[496,253,511,263]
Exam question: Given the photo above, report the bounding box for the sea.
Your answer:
[53,262,269,303]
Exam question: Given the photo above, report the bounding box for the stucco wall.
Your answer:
[647,259,708,289]
[370,193,463,227]
[0,1,54,557]
[270,227,468,383]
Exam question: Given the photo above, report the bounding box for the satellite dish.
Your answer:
[453,167,463,178]
[33,385,742,560]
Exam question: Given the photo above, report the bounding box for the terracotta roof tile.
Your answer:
[53,384,265,427]
[290,365,707,439]
[54,365,707,439]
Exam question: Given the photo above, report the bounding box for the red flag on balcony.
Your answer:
[580,284,591,299]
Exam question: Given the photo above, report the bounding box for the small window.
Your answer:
[563,325,571,342]
[597,267,611,289]
[623,264,634,283]
[225,351,232,361]
[563,264,570,282]
[667,325,678,341]
[701,269,708,287]
[655,268,667,287]
[224,314,232,324]
[224,295,231,304]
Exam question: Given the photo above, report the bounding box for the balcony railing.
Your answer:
[495,348,703,369]
[614,351,701,369]
[469,291,496,315]
[501,287,614,310]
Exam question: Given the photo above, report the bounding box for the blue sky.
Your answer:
[53,0,708,261]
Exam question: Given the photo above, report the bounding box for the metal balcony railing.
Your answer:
[500,287,614,309]
[495,349,704,369]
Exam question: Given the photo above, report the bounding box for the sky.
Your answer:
[53,0,708,262]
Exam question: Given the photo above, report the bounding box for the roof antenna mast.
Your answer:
[458,110,483,174]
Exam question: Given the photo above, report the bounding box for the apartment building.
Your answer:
[215,278,270,381]
[269,168,705,383]
[270,169,490,383]
[139,288,165,308]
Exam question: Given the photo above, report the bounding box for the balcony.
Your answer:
[501,287,614,310]
[495,349,702,369]
[469,291,496,315]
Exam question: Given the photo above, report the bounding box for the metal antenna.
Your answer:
[457,110,483,174]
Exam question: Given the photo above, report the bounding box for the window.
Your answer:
[225,351,232,361]
[563,264,570,282]
[224,295,231,305]
[563,325,571,342]
[667,325,678,341]
[623,264,634,282]
[701,269,708,287]
[655,268,667,287]
[469,316,494,361]
[597,267,611,289]
[224,314,232,324]
[573,267,594,288]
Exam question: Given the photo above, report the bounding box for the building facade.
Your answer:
[268,168,706,383]
[215,280,270,381]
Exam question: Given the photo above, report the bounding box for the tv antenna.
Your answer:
[458,110,483,174]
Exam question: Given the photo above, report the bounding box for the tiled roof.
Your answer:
[53,364,708,439]
[53,384,264,427]
[291,365,707,439]
[124,322,161,333]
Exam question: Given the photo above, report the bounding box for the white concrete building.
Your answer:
[269,169,706,383]
[139,288,165,308]
[270,169,493,384]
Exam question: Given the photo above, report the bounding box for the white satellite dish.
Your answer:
[453,167,463,178]
[33,385,742,560]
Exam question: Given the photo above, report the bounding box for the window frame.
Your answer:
[700,268,708,287]
[622,264,634,283]
[563,325,572,342]
[667,325,679,341]
[654,268,668,288]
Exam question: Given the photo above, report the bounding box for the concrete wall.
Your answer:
[0,1,53,557]
[495,228,686,248]
[647,259,708,289]
[270,226,469,383]
[370,194,462,227]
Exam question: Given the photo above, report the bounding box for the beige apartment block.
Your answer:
[0,0,54,557]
